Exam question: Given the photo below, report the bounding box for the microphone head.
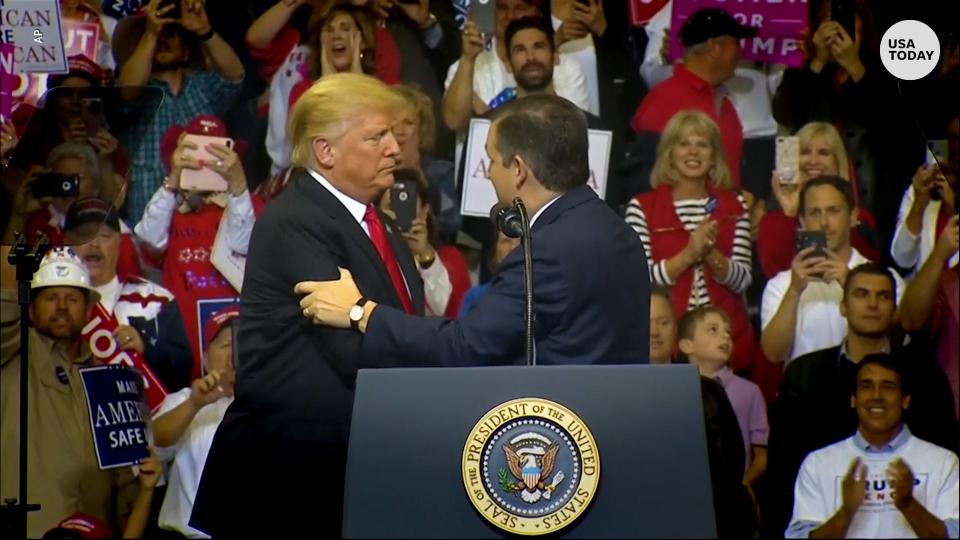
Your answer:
[490,203,524,239]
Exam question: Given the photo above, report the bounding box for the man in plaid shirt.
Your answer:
[114,0,245,225]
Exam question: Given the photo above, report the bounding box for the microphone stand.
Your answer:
[513,199,535,366]
[1,232,48,540]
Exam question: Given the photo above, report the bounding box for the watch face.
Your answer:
[349,305,364,322]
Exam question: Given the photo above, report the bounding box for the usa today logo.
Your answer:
[880,20,940,80]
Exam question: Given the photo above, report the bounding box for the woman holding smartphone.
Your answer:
[625,110,755,371]
[757,121,880,279]
[134,115,264,380]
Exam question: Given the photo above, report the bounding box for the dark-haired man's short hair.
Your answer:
[798,175,855,216]
[491,94,589,193]
[853,353,911,396]
[505,16,555,53]
[677,305,730,341]
[844,262,897,300]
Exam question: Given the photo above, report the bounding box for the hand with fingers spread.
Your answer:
[809,20,836,70]
[789,246,827,295]
[571,0,606,37]
[841,457,868,515]
[910,164,941,207]
[144,0,178,36]
[295,268,364,328]
[205,142,247,196]
[114,325,146,355]
[189,369,228,408]
[15,168,51,218]
[460,20,485,61]
[169,136,203,188]
[887,458,916,511]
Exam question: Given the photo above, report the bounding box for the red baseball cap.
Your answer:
[204,305,240,349]
[48,55,104,89]
[46,513,112,539]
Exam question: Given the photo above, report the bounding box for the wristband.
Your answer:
[197,28,216,42]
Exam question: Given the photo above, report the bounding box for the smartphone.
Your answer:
[31,173,80,199]
[390,180,418,233]
[473,0,496,39]
[159,0,182,21]
[797,230,827,259]
[775,136,800,184]
[179,134,234,192]
[830,0,856,41]
[81,98,106,138]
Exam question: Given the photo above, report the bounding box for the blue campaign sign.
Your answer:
[79,364,151,470]
[101,0,147,19]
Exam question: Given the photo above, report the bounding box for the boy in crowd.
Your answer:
[678,306,769,498]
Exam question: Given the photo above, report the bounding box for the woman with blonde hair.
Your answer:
[626,110,755,370]
[757,121,880,278]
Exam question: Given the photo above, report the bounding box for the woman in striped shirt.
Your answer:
[626,110,755,370]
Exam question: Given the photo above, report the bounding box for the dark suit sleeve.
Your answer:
[139,300,194,392]
[762,364,806,538]
[242,210,394,383]
[361,242,569,366]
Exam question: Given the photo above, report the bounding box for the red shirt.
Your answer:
[631,65,743,187]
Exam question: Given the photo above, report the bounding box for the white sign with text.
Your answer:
[460,118,612,218]
[0,0,67,73]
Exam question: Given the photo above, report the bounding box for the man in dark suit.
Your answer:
[297,94,650,366]
[190,74,424,538]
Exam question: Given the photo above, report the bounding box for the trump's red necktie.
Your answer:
[363,205,414,314]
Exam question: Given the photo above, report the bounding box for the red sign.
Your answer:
[81,303,169,412]
[1,44,13,121]
[630,0,670,26]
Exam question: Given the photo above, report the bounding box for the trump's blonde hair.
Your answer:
[651,110,733,190]
[796,122,850,181]
[288,73,405,170]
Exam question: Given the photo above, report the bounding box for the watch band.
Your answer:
[350,297,370,331]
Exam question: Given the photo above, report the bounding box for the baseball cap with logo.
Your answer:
[48,55,105,89]
[203,304,240,349]
[65,197,121,235]
[679,8,759,47]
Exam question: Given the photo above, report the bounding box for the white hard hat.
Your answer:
[30,247,101,304]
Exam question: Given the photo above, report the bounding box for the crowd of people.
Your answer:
[1,0,958,538]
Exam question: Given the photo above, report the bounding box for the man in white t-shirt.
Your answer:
[442,0,588,133]
[153,306,238,538]
[761,176,905,365]
[786,354,959,538]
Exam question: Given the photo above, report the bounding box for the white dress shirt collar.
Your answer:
[308,169,368,227]
[529,195,563,228]
[95,275,121,313]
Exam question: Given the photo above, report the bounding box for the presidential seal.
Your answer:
[462,398,600,535]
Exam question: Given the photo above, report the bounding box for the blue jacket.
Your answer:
[363,184,651,366]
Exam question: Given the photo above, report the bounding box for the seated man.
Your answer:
[66,197,193,391]
[766,263,959,537]
[154,305,238,538]
[786,354,959,539]
[761,176,905,365]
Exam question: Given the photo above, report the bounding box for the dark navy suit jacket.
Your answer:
[363,184,651,366]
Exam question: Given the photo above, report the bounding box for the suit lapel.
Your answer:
[295,174,401,308]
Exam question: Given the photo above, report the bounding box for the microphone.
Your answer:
[490,203,525,238]
[489,199,535,366]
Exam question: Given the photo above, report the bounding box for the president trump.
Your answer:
[298,93,651,366]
